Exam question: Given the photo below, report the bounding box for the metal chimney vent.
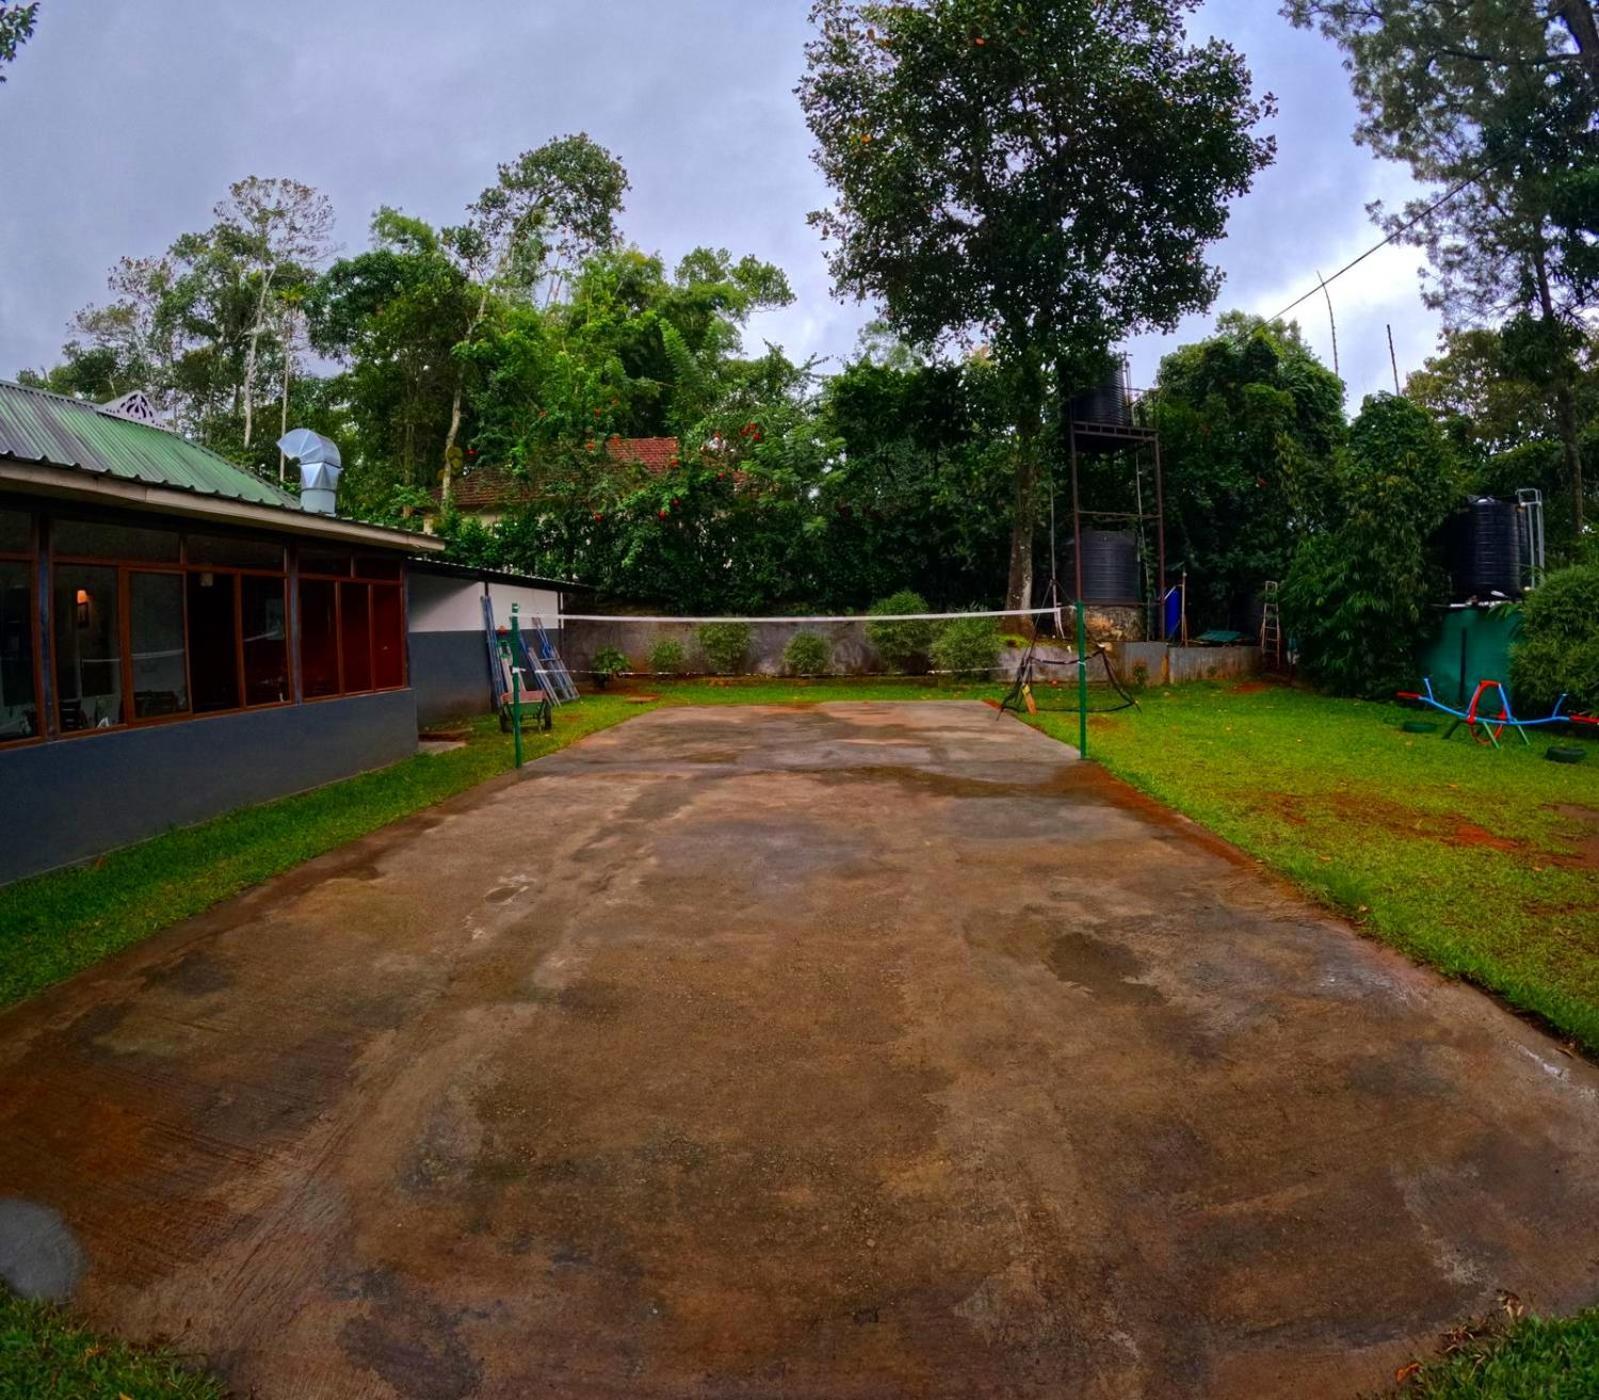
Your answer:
[277,428,343,515]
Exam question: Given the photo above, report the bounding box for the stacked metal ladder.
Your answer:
[519,615,579,703]
[1259,580,1283,669]
[482,595,512,706]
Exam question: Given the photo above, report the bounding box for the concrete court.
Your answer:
[2,701,1599,1399]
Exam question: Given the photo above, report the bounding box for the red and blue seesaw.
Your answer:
[1396,677,1599,749]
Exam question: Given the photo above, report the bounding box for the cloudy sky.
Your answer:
[0,0,1440,405]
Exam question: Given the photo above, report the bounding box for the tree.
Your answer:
[1281,394,1463,695]
[306,208,476,509]
[437,135,630,504]
[1283,0,1599,535]
[0,2,37,83]
[1149,312,1345,629]
[799,0,1276,609]
[1407,321,1599,557]
[211,177,335,450]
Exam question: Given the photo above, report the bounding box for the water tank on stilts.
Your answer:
[1077,529,1140,605]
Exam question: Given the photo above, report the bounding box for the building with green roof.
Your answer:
[0,379,452,884]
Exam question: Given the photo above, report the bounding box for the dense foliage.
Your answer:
[1283,0,1599,535]
[1511,564,1599,712]
[1149,313,1346,630]
[800,0,1276,608]
[1281,395,1462,695]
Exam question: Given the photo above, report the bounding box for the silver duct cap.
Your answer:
[277,428,343,515]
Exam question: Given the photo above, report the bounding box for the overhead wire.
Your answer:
[1264,154,1507,326]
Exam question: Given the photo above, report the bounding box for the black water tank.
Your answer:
[1449,497,1522,600]
[1079,529,1140,604]
[1069,360,1132,426]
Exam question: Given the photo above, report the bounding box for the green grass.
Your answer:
[1032,683,1599,1054]
[1394,1305,1599,1397]
[0,1289,223,1399]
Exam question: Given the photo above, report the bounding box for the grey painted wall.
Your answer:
[0,689,418,886]
[412,631,492,727]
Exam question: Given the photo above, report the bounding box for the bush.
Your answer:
[930,614,1000,677]
[649,638,686,675]
[783,631,831,676]
[591,646,628,680]
[867,590,937,673]
[1511,564,1599,712]
[697,621,752,675]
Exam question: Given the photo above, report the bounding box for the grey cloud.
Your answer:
[0,0,1438,401]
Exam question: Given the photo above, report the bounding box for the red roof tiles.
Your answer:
[435,436,682,513]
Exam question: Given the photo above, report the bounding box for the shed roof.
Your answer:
[0,379,300,508]
[0,378,443,554]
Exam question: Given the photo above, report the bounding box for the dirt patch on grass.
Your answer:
[1266,792,1530,857]
[1549,804,1599,871]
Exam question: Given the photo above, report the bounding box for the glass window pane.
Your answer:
[130,572,188,718]
[300,578,340,697]
[54,518,180,562]
[354,557,403,581]
[301,548,351,577]
[187,570,239,713]
[0,560,38,741]
[53,564,121,730]
[0,509,31,554]
[242,576,289,706]
[186,533,284,571]
[340,582,373,692]
[372,586,405,689]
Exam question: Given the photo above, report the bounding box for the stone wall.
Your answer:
[1106,641,1262,685]
[562,617,1260,686]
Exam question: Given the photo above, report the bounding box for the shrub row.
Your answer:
[586,592,1005,678]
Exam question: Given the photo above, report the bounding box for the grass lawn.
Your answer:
[1033,682,1599,1055]
[1396,1305,1599,1398]
[0,1289,223,1399]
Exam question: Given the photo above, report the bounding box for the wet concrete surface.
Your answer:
[3,702,1599,1398]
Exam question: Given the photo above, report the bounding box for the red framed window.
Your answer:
[297,554,407,699]
[48,518,295,735]
[0,508,42,746]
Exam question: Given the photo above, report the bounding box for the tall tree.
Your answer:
[799,0,1276,608]
[211,177,335,450]
[1284,0,1599,534]
[1150,312,1346,629]
[0,2,37,82]
[437,134,630,505]
[306,208,476,507]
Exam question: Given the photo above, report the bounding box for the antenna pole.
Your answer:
[1387,323,1401,395]
[1317,271,1340,383]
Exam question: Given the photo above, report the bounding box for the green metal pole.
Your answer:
[1076,601,1089,760]
[510,604,524,770]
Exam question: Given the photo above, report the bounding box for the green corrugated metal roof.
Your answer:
[0,378,300,508]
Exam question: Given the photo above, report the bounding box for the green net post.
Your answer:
[1076,601,1088,759]
[510,604,524,769]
